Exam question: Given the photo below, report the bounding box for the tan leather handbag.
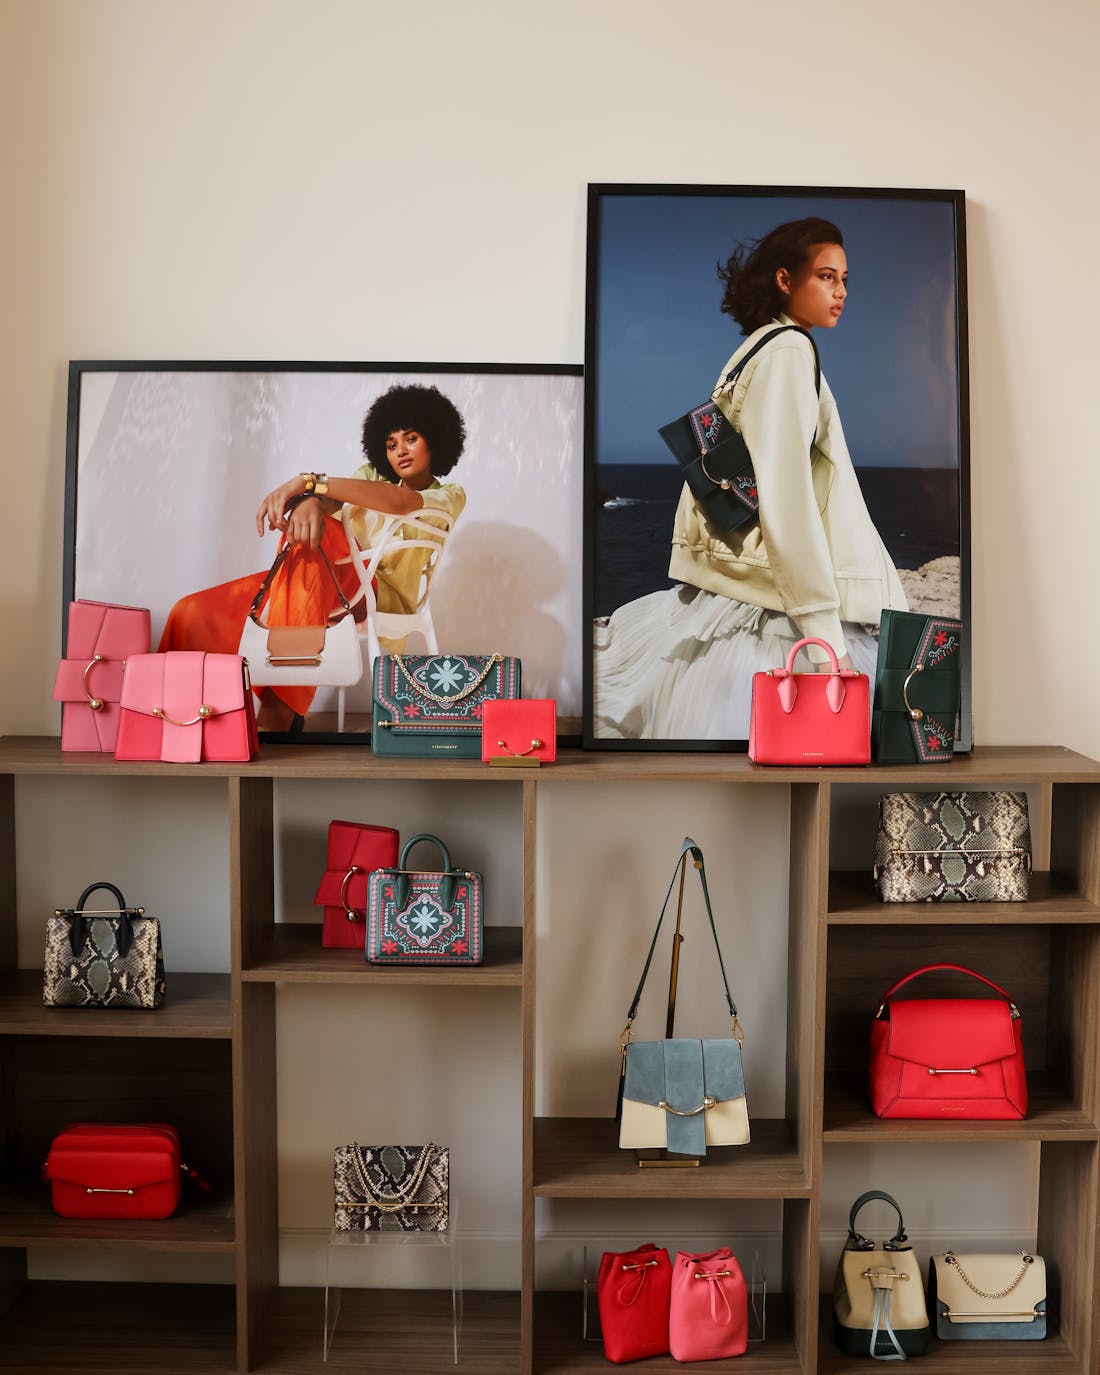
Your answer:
[833,1191,929,1359]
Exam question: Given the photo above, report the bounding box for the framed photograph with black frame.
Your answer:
[63,361,584,742]
[583,184,970,753]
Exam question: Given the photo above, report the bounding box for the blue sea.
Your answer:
[594,464,960,618]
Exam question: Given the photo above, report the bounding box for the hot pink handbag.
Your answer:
[52,600,151,752]
[668,1247,748,1361]
[749,636,871,765]
[115,652,259,763]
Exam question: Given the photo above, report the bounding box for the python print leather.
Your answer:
[333,1143,449,1232]
[875,792,1032,902]
[43,914,165,1008]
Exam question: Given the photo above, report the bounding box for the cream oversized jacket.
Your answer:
[668,315,907,660]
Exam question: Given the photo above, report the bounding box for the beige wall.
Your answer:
[6,0,1098,1291]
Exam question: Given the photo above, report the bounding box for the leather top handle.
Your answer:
[388,833,458,912]
[876,962,1016,1016]
[63,881,137,958]
[847,1190,908,1250]
[623,838,738,1028]
[247,544,352,625]
[769,637,862,715]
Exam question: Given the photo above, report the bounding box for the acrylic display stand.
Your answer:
[324,1200,462,1365]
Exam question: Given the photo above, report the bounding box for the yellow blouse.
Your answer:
[343,463,467,615]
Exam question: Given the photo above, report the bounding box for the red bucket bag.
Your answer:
[596,1243,672,1363]
[869,963,1028,1120]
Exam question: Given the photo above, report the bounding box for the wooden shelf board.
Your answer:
[3,737,1099,784]
[823,1071,1099,1142]
[828,870,1100,924]
[240,922,523,986]
[0,1185,235,1251]
[533,1117,810,1199]
[817,1296,1080,1373]
[0,1280,237,1372]
[534,1290,796,1373]
[0,969,232,1037]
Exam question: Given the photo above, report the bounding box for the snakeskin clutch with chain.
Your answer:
[333,1143,449,1232]
[874,792,1032,902]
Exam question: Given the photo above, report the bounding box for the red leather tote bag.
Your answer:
[870,963,1027,1120]
[596,1243,672,1363]
[749,636,870,765]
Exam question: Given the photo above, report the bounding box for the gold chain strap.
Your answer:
[346,1144,441,1212]
[393,653,503,708]
[943,1251,1033,1300]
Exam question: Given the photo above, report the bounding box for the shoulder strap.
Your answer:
[717,324,821,397]
[624,838,737,1024]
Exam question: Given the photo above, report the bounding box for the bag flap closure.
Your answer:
[337,1144,447,1206]
[264,625,326,658]
[66,600,151,660]
[623,1038,746,1108]
[373,654,521,726]
[313,822,400,906]
[53,657,126,703]
[887,997,1017,1068]
[933,1253,1046,1320]
[47,1146,177,1191]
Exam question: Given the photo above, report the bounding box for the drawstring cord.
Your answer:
[693,1267,734,1325]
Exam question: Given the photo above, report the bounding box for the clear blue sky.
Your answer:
[593,191,961,468]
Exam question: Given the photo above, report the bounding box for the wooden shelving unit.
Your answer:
[1,739,1099,1373]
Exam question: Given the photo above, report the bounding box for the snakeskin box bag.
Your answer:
[333,1142,449,1232]
[874,791,1032,901]
[43,882,165,1009]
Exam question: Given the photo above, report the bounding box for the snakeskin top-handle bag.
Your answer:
[43,881,165,1009]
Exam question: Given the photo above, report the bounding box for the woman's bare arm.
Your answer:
[256,475,426,548]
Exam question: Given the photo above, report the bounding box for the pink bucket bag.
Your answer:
[52,600,151,752]
[749,635,871,765]
[115,652,259,763]
[668,1247,748,1361]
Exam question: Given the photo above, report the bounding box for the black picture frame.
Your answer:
[583,183,971,754]
[63,360,584,743]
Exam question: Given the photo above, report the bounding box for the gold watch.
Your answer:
[300,471,329,498]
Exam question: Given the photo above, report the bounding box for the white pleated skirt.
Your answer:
[592,585,880,742]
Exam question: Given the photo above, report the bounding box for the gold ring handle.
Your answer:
[82,655,106,711]
[153,705,213,727]
[658,1095,717,1116]
[496,738,543,758]
[902,663,924,720]
[698,454,732,490]
[339,865,362,921]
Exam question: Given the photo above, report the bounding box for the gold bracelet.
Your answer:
[299,471,329,497]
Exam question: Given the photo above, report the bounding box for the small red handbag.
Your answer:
[115,652,259,763]
[597,1243,672,1364]
[45,1123,184,1219]
[668,1247,748,1361]
[869,963,1028,1120]
[314,820,400,949]
[749,636,870,765]
[481,698,557,764]
[52,599,151,753]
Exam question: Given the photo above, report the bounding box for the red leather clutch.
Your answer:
[749,637,870,766]
[869,963,1028,1119]
[481,698,556,764]
[597,1243,672,1364]
[52,600,151,753]
[45,1123,182,1219]
[115,652,259,763]
[314,820,400,949]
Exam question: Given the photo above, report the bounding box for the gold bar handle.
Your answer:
[658,1095,717,1116]
[340,865,362,921]
[153,705,213,727]
[82,655,106,711]
[86,1186,135,1195]
[495,738,543,757]
[903,663,925,719]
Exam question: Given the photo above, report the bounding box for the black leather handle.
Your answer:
[389,834,459,912]
[847,1190,908,1250]
[67,881,134,958]
[624,838,737,1024]
[718,324,821,396]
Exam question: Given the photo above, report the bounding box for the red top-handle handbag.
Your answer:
[869,963,1028,1120]
[749,635,870,765]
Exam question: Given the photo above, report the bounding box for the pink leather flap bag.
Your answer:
[52,600,151,752]
[749,636,870,766]
[115,652,259,763]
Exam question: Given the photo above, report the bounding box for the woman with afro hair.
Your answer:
[159,383,467,731]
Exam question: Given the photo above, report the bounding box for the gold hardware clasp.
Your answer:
[902,663,925,719]
[153,705,213,726]
[82,655,106,711]
[658,1095,717,1116]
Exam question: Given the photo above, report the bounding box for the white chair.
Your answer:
[335,503,455,733]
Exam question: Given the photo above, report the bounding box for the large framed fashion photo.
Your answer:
[583,184,971,753]
[62,361,584,742]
